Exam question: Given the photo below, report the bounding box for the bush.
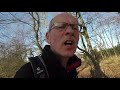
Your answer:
[0,57,26,78]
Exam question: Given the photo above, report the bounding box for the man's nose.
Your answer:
[66,25,74,32]
[65,26,74,35]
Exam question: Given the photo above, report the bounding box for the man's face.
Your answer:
[46,14,79,58]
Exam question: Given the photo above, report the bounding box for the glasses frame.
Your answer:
[50,22,83,32]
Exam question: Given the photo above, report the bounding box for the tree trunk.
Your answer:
[76,12,107,78]
[78,46,108,78]
[29,12,43,52]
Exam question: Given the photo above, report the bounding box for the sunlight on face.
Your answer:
[46,13,79,58]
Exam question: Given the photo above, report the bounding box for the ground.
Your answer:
[77,55,120,78]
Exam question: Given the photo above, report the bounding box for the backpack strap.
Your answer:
[29,55,49,78]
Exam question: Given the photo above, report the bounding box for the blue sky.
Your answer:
[0,12,120,56]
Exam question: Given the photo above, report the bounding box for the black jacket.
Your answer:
[14,45,81,78]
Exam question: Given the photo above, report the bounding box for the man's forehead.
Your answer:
[52,13,78,23]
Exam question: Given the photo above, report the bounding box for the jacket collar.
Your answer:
[42,45,81,71]
[41,45,81,78]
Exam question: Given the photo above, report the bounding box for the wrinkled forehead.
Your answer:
[52,13,78,24]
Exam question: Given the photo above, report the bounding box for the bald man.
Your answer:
[14,13,82,78]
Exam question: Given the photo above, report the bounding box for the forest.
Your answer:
[0,12,120,78]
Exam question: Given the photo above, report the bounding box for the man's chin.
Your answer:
[63,53,74,58]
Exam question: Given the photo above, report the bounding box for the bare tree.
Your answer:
[0,12,48,56]
[29,12,43,52]
[76,12,107,78]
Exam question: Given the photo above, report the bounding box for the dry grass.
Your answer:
[0,58,26,78]
[1,55,120,78]
[100,55,120,78]
[77,55,120,78]
[77,61,92,78]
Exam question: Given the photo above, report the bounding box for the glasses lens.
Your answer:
[52,22,67,29]
[71,24,82,32]
[51,22,82,32]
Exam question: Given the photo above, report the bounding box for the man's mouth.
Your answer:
[64,40,74,46]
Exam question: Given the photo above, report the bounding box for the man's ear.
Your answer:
[46,31,51,44]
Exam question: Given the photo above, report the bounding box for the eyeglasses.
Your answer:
[50,22,82,32]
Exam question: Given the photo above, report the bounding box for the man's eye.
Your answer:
[56,23,67,29]
[72,25,78,30]
[58,24,66,28]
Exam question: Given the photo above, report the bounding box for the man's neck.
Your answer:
[60,57,69,69]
